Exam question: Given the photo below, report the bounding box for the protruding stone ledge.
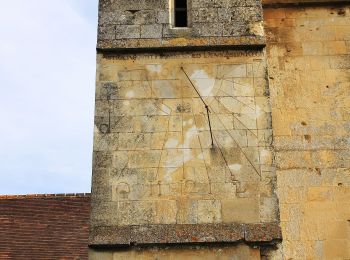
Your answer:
[89,223,282,248]
[262,0,350,7]
[97,36,266,52]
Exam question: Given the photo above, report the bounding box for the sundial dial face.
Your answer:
[92,50,276,226]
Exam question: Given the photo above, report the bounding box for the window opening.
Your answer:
[174,0,188,27]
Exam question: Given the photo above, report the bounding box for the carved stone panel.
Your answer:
[90,49,279,245]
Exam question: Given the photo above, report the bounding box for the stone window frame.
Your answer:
[169,0,193,29]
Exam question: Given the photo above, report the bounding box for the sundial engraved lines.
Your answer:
[91,52,277,229]
[252,60,261,169]
[189,94,212,195]
[109,61,270,202]
[186,63,262,177]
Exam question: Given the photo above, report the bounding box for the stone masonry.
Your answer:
[97,0,265,49]
[90,0,282,259]
[90,50,281,250]
[90,0,350,259]
[265,3,350,259]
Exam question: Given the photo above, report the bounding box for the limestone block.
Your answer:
[218,64,247,78]
[99,11,133,25]
[141,24,163,39]
[210,182,238,199]
[134,116,170,132]
[129,150,162,168]
[117,201,157,225]
[91,169,112,202]
[96,82,119,101]
[94,132,119,151]
[307,187,333,201]
[257,112,272,129]
[259,176,276,197]
[229,129,249,147]
[205,166,230,183]
[89,244,261,260]
[258,129,273,146]
[91,201,119,226]
[233,165,261,182]
[157,11,168,24]
[192,0,226,8]
[117,81,152,99]
[236,181,261,198]
[221,198,259,223]
[155,200,178,224]
[158,167,183,184]
[176,200,199,224]
[259,147,273,165]
[260,196,279,222]
[89,249,113,260]
[192,8,219,23]
[93,151,113,169]
[233,113,257,130]
[197,200,222,223]
[324,239,350,259]
[115,25,140,39]
[275,151,312,169]
[325,221,350,240]
[196,22,224,37]
[133,10,157,25]
[118,133,151,150]
[98,25,115,40]
[99,0,168,12]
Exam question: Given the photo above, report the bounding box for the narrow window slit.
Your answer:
[174,0,188,27]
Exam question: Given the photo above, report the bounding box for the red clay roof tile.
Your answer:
[0,193,91,259]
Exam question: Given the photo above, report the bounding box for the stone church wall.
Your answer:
[265,4,350,259]
[89,0,350,259]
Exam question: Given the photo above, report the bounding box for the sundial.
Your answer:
[92,50,275,227]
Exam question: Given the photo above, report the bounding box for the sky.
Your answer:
[0,0,99,194]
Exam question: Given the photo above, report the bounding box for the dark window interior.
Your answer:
[174,0,188,27]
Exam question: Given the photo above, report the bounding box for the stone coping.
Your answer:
[97,36,266,52]
[89,223,282,247]
[96,43,266,55]
[262,0,350,7]
[0,193,91,200]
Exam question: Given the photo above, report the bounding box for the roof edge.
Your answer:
[0,193,91,200]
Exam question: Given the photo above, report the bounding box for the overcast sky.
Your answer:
[0,0,98,194]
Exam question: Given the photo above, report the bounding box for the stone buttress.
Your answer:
[89,0,282,259]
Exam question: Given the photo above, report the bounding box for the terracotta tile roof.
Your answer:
[0,193,91,260]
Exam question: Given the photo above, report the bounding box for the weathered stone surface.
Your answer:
[90,1,350,260]
[90,50,279,249]
[265,4,350,260]
[97,0,265,49]
[90,223,281,246]
[89,244,261,260]
[245,223,282,242]
[263,0,348,5]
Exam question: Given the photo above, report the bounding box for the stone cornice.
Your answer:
[262,0,350,7]
[89,223,282,247]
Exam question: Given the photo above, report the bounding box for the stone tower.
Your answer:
[89,0,282,258]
